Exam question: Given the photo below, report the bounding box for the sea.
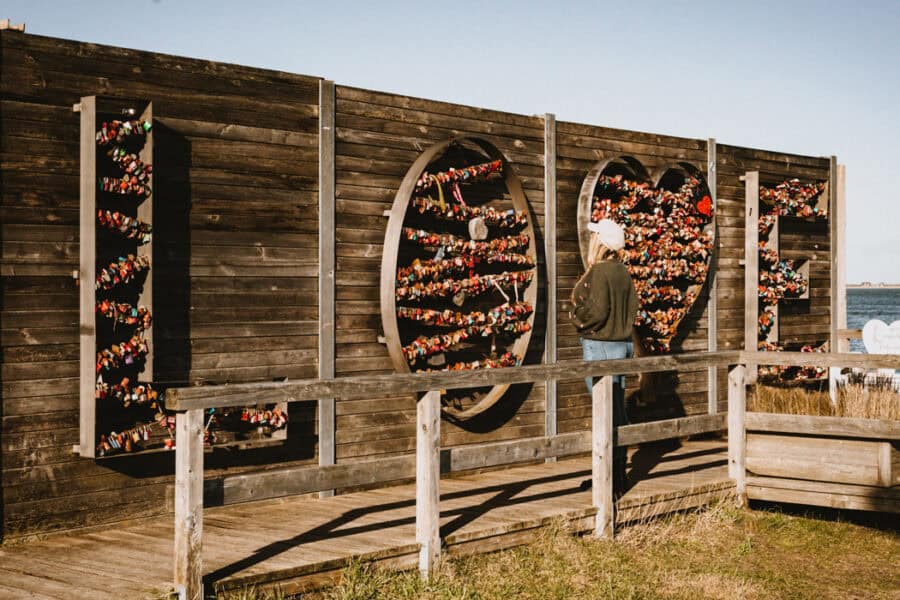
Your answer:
[847,288,900,353]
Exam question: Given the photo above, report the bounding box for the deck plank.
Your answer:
[0,440,731,598]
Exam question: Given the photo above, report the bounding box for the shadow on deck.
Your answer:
[0,439,731,599]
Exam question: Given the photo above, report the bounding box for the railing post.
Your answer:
[592,375,614,539]
[416,390,441,577]
[174,409,204,600]
[727,365,747,506]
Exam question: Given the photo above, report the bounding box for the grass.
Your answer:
[222,503,899,600]
[749,376,900,420]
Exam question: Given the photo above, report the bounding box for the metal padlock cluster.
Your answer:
[395,269,533,303]
[760,178,827,218]
[97,209,152,244]
[96,118,152,146]
[95,254,151,291]
[589,174,714,353]
[414,159,503,192]
[95,334,149,373]
[96,299,152,331]
[402,309,532,364]
[411,195,527,229]
[424,351,521,372]
[402,227,531,259]
[95,376,158,407]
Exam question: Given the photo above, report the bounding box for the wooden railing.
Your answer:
[164,350,900,600]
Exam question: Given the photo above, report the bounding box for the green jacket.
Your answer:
[571,261,639,341]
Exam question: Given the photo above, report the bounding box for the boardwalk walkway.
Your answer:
[0,439,731,599]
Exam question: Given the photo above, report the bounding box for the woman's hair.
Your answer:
[571,232,621,308]
[586,232,618,266]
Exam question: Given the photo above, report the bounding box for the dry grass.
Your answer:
[302,503,899,600]
[749,377,900,420]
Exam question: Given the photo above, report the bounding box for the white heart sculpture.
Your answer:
[862,319,900,355]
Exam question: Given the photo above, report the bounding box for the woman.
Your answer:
[570,218,639,492]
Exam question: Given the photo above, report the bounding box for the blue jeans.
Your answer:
[582,338,632,429]
[583,338,632,487]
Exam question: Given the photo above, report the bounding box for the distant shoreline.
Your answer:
[848,284,900,289]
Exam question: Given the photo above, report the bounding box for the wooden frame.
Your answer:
[829,156,840,353]
[544,113,558,446]
[379,136,540,420]
[743,171,759,384]
[706,139,719,413]
[744,170,830,386]
[318,79,337,495]
[76,96,98,457]
[75,96,154,458]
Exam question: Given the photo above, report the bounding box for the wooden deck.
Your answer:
[0,439,731,599]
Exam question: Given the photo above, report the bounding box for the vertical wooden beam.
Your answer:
[543,113,558,454]
[138,102,154,382]
[77,96,97,458]
[707,138,719,414]
[591,375,614,539]
[174,409,204,600]
[831,163,848,400]
[742,171,759,385]
[318,80,337,497]
[416,390,441,577]
[727,365,747,507]
[836,163,847,349]
[829,156,840,353]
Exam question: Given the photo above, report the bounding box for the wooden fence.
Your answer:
[1,29,850,541]
[164,350,900,599]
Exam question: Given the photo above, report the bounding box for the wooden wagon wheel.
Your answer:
[380,137,539,420]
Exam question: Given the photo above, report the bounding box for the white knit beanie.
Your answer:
[587,219,626,251]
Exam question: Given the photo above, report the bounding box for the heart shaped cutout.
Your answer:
[578,157,715,353]
[862,319,900,355]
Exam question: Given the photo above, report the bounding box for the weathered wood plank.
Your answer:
[592,376,614,539]
[746,433,894,487]
[416,390,441,577]
[544,112,558,449]
[727,365,747,506]
[76,95,96,458]
[165,351,741,409]
[708,138,719,413]
[743,171,759,384]
[829,156,840,354]
[174,409,204,600]
[746,412,900,440]
[746,476,900,513]
[319,79,336,498]
[744,350,900,370]
[139,101,155,383]
[617,413,726,446]
[214,455,415,504]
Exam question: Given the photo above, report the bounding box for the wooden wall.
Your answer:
[0,29,835,541]
[1,30,321,539]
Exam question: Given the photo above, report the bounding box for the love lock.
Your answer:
[468,216,489,240]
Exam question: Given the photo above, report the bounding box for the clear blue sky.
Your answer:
[6,1,899,282]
